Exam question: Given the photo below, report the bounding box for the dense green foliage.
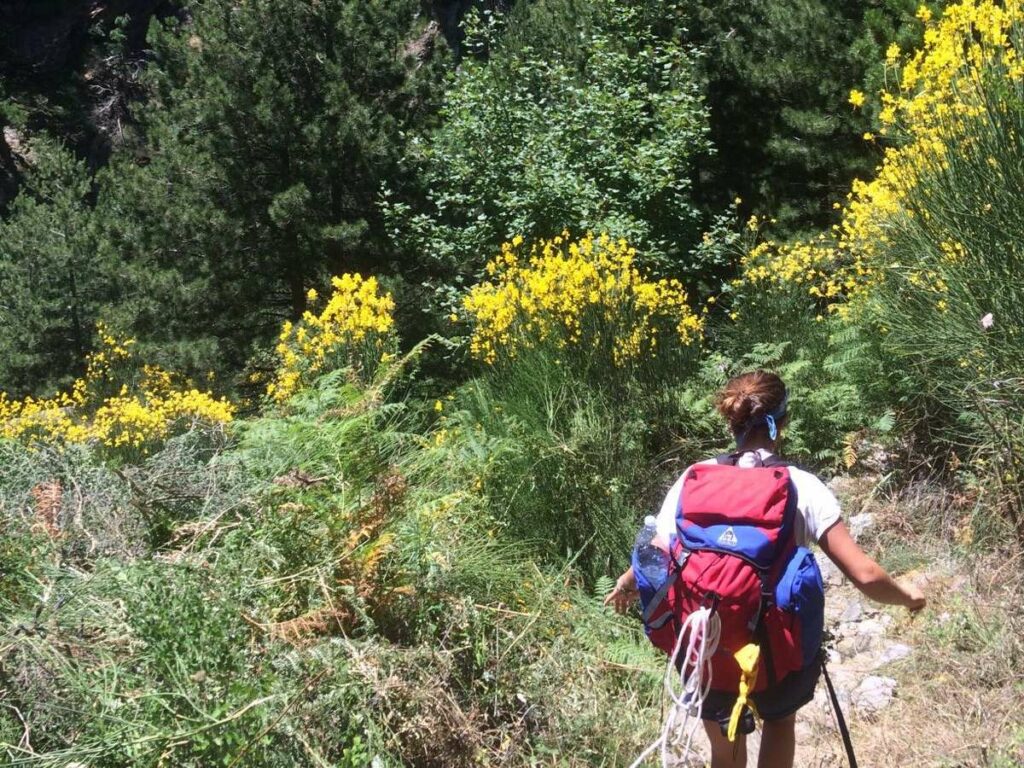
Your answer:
[384,0,712,297]
[0,368,665,765]
[1,0,922,385]
[104,0,443,352]
[5,0,1024,762]
[1,0,447,390]
[680,0,928,233]
[0,140,100,393]
[849,54,1024,530]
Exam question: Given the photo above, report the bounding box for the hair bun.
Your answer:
[716,371,786,434]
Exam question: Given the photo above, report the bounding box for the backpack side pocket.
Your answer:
[774,546,825,667]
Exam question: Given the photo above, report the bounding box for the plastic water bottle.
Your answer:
[634,515,669,590]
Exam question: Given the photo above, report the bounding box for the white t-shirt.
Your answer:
[654,449,841,548]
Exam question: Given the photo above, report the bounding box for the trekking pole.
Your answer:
[821,658,858,768]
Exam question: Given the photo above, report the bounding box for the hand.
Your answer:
[603,571,639,615]
[901,582,926,613]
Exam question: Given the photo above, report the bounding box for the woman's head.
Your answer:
[716,370,788,445]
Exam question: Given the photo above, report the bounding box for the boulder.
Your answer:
[839,600,863,624]
[871,642,912,670]
[852,675,897,714]
[848,512,876,541]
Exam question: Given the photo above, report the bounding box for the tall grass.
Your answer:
[0,364,663,765]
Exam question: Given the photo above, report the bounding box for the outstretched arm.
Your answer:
[603,566,639,614]
[819,521,925,611]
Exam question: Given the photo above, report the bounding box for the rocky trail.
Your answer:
[671,472,1024,768]
[793,523,915,767]
[685,508,919,767]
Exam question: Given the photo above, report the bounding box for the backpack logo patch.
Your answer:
[717,526,738,546]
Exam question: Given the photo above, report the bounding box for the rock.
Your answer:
[815,551,844,587]
[813,681,851,721]
[852,675,896,714]
[840,600,863,624]
[3,127,31,163]
[856,618,886,638]
[848,512,876,541]
[795,720,815,741]
[949,575,969,594]
[872,642,912,670]
[836,636,858,658]
[826,474,880,506]
[837,633,881,658]
[0,127,22,209]
[404,20,442,64]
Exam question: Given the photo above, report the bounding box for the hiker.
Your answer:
[604,370,925,768]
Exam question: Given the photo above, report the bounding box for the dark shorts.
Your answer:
[701,655,822,730]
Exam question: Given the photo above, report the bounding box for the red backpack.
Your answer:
[634,453,824,693]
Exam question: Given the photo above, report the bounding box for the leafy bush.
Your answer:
[0,325,233,459]
[268,273,399,403]
[845,1,1024,534]
[702,215,886,468]
[0,364,664,766]
[462,232,703,371]
[727,0,1024,534]
[451,362,652,581]
[446,232,711,579]
[383,0,713,300]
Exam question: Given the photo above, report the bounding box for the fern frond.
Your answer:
[594,575,615,599]
[842,432,859,469]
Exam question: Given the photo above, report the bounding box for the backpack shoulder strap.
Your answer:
[761,454,802,471]
[717,451,798,470]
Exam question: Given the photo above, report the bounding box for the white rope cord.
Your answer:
[630,607,722,768]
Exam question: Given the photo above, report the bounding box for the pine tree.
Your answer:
[93,0,446,377]
[0,139,104,394]
[679,0,923,233]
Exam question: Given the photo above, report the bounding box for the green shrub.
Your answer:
[0,362,668,766]
[459,362,649,581]
[383,0,713,303]
[704,299,890,469]
[846,19,1024,536]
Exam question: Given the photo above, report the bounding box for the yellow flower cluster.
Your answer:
[269,274,396,402]
[0,325,234,451]
[736,237,874,306]
[463,232,703,366]
[739,0,1022,313]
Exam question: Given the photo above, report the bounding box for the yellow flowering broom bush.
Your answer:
[463,232,703,369]
[0,325,234,452]
[730,1,1024,532]
[268,273,397,403]
[735,1,1024,316]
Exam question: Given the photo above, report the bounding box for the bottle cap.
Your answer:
[644,515,656,527]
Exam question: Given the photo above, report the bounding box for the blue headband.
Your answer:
[737,390,788,444]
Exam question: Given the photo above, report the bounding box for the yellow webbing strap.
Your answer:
[727,643,761,742]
